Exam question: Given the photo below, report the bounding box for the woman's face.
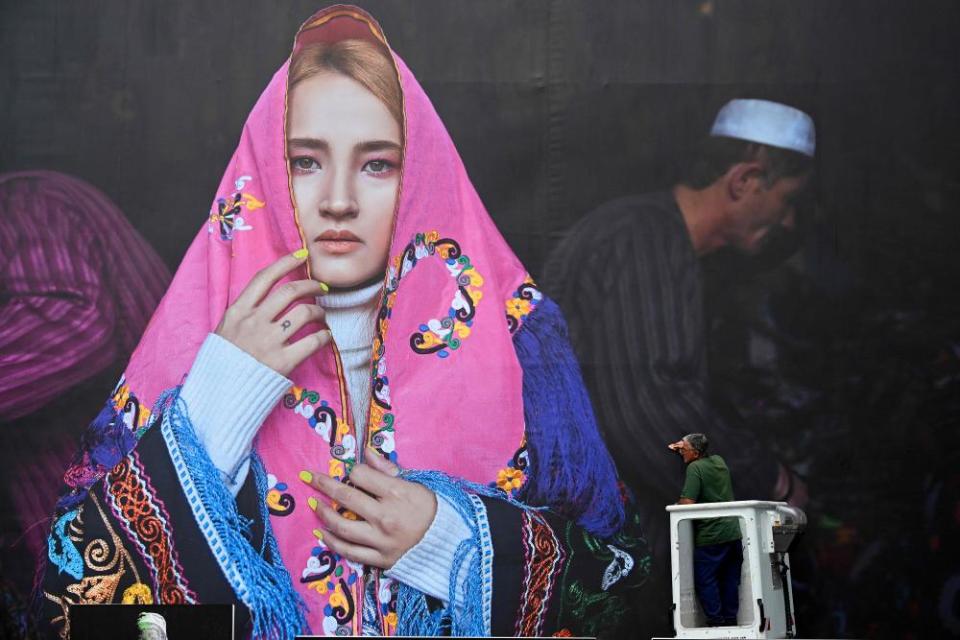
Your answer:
[288,71,401,288]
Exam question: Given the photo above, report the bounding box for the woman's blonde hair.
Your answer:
[289,39,403,128]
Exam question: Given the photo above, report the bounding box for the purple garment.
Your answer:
[0,171,171,421]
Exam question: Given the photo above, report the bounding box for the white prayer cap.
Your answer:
[710,99,816,157]
[137,612,167,633]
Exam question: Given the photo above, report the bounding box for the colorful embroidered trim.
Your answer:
[105,451,197,604]
[59,376,154,512]
[283,385,355,474]
[265,473,296,517]
[47,508,84,580]
[367,231,483,464]
[505,276,543,334]
[399,233,484,358]
[208,175,265,241]
[112,378,154,433]
[495,437,530,497]
[320,577,358,635]
[375,574,399,635]
[297,526,361,635]
[44,494,150,639]
[516,511,566,637]
[368,257,397,463]
[162,393,308,638]
[282,384,365,631]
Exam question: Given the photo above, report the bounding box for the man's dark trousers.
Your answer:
[693,539,743,625]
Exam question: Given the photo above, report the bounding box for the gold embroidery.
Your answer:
[66,570,125,604]
[42,591,70,640]
[122,582,154,604]
[43,492,146,638]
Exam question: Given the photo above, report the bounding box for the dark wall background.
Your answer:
[3,1,960,638]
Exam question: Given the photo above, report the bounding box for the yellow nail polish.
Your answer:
[293,248,309,260]
[299,470,313,484]
[318,281,330,293]
[307,496,319,511]
[312,529,324,540]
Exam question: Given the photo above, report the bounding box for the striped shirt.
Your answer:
[543,191,777,502]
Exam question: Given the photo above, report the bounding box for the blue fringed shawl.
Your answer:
[161,391,309,639]
[394,297,627,634]
[46,295,623,638]
[394,471,495,636]
[512,296,625,538]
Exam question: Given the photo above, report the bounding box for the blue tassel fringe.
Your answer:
[394,469,523,637]
[513,296,625,537]
[163,389,309,640]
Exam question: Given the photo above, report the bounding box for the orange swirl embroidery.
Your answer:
[106,453,197,604]
[516,511,566,636]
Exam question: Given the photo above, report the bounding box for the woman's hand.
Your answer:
[215,251,331,377]
[300,447,438,569]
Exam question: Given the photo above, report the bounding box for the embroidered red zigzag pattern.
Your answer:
[516,511,566,636]
[106,452,197,604]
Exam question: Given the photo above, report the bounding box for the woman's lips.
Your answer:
[316,230,362,255]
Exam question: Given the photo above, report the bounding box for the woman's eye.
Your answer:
[291,157,319,171]
[364,159,393,174]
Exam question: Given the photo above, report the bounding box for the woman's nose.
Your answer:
[319,171,358,219]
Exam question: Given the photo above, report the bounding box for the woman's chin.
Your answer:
[308,249,389,290]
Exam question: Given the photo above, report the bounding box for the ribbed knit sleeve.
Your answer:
[385,494,473,603]
[179,333,291,495]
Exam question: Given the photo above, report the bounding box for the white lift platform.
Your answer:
[659,500,806,639]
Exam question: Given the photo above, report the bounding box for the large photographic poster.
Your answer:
[2,2,958,638]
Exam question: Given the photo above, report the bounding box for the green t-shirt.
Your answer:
[680,454,742,546]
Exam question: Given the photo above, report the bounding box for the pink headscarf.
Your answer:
[113,6,535,634]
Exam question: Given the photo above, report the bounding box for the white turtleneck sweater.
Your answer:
[178,280,470,604]
[317,280,382,439]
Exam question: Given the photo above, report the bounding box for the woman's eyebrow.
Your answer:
[287,137,328,151]
[355,140,401,153]
[287,138,399,154]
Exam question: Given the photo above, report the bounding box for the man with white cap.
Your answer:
[676,99,815,255]
[543,98,814,631]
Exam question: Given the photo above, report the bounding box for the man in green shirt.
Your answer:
[669,432,743,626]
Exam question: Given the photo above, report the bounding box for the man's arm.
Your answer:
[679,464,702,504]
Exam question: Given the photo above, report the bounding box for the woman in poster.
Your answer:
[38,6,648,638]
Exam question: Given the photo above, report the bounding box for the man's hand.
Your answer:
[300,447,438,569]
[215,251,331,376]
